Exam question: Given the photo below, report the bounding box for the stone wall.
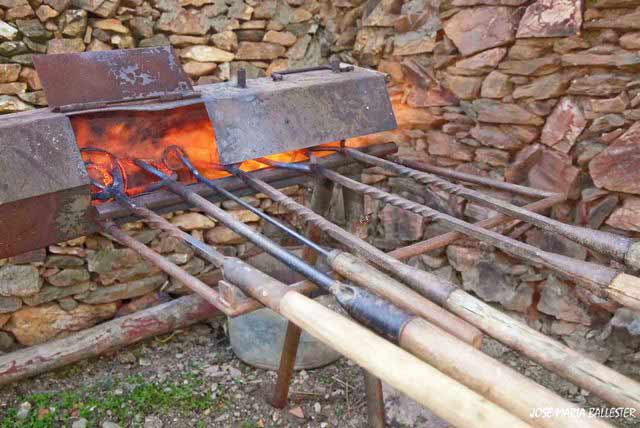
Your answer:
[1,0,640,370]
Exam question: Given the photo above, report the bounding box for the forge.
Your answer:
[2,47,640,428]
[0,46,395,259]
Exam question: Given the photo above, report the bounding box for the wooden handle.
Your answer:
[330,251,482,348]
[608,273,640,312]
[279,291,533,428]
[446,289,640,412]
[400,318,613,428]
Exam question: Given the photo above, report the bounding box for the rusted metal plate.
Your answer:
[0,110,89,203]
[201,65,397,165]
[0,110,92,258]
[0,188,92,259]
[33,46,193,110]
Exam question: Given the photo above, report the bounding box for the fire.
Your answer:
[71,103,342,201]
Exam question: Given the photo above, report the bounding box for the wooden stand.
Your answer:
[268,175,387,426]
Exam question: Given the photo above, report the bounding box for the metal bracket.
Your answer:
[219,280,252,310]
[271,62,354,81]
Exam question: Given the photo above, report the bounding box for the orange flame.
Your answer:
[71,103,350,202]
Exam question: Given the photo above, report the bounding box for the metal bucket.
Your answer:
[228,249,341,370]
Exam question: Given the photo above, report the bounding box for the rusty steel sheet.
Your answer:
[0,110,92,258]
[0,110,89,203]
[33,46,193,110]
[200,65,397,164]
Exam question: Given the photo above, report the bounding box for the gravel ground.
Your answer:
[0,317,638,428]
[0,319,369,428]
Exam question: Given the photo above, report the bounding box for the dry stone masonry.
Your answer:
[0,0,639,372]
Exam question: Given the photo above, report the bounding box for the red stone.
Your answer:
[605,197,640,232]
[406,85,459,107]
[541,97,586,153]
[443,6,520,56]
[528,148,579,195]
[517,0,582,38]
[590,121,640,195]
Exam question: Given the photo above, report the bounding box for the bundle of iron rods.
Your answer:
[31,143,640,428]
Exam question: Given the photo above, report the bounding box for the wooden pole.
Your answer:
[235,174,640,412]
[0,294,221,385]
[222,260,532,428]
[318,167,640,312]
[446,290,640,414]
[398,318,612,428]
[329,251,482,348]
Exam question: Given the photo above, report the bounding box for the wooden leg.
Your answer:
[364,369,386,428]
[268,176,334,408]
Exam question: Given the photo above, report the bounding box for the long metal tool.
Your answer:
[230,165,640,413]
[307,163,640,312]
[132,158,594,427]
[343,148,640,271]
[389,193,566,260]
[91,178,528,428]
[162,146,482,347]
[136,158,415,344]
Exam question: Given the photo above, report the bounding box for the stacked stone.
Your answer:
[0,0,325,113]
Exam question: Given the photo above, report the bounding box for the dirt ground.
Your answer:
[0,317,638,428]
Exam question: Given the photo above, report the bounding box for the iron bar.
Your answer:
[86,159,316,318]
[100,219,228,312]
[93,142,398,223]
[313,165,640,309]
[163,146,329,258]
[389,194,566,260]
[136,159,413,344]
[231,168,640,411]
[393,156,559,199]
[363,369,386,428]
[221,165,483,347]
[271,313,303,409]
[345,148,640,271]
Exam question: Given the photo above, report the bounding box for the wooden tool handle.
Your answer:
[329,251,483,348]
[608,273,640,312]
[400,318,613,428]
[446,289,640,412]
[279,291,533,428]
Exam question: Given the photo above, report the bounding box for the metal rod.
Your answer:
[227,166,484,348]
[346,148,640,270]
[94,142,399,222]
[88,171,317,318]
[388,194,566,260]
[135,159,413,344]
[314,165,640,307]
[230,168,640,412]
[269,174,332,409]
[271,321,303,409]
[364,369,386,428]
[99,219,228,312]
[393,155,559,199]
[164,146,329,258]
